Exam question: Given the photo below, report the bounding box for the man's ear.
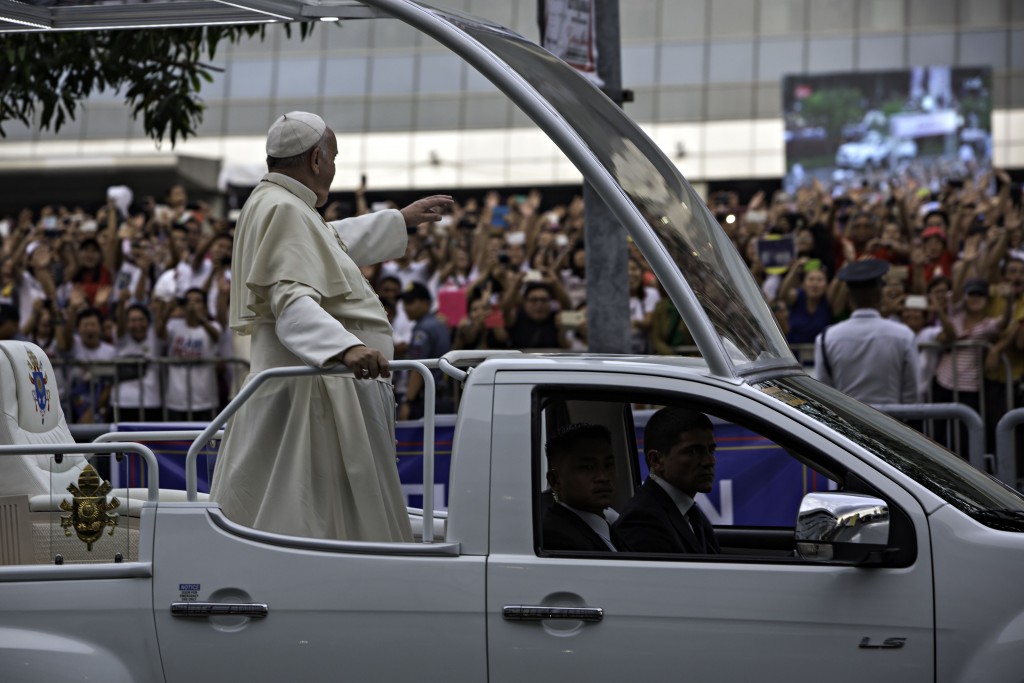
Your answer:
[646,449,661,475]
[308,146,322,175]
[546,469,560,492]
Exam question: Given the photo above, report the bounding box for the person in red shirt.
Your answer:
[910,222,955,294]
[68,238,114,311]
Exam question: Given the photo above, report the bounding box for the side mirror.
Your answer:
[795,492,890,565]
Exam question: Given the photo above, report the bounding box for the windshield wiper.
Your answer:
[969,508,1024,532]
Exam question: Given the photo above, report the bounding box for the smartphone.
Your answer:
[559,310,585,328]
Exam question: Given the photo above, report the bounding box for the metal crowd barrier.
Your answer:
[995,409,1024,490]
[54,341,1022,471]
[679,340,1016,456]
[50,356,251,424]
[874,403,989,475]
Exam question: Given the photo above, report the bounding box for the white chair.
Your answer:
[0,341,87,497]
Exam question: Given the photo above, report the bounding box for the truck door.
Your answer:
[486,378,934,682]
[0,482,163,682]
[151,504,486,682]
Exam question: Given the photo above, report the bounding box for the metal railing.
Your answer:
[50,356,250,424]
[0,443,160,502]
[995,409,1024,489]
[183,360,439,543]
[874,403,989,474]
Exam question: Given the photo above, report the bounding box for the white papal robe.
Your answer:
[210,173,413,542]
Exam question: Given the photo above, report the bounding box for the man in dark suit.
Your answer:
[542,423,629,552]
[614,407,721,554]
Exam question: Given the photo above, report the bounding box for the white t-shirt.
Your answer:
[71,336,117,382]
[164,317,221,412]
[153,259,214,303]
[629,286,661,322]
[380,259,430,289]
[175,259,214,297]
[113,328,163,409]
[17,271,47,330]
[915,325,942,401]
[111,261,151,305]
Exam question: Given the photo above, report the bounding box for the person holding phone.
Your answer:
[453,284,509,351]
[775,258,837,345]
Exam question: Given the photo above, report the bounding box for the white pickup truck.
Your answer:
[1,2,1023,682]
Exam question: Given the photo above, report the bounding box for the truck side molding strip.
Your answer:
[171,603,269,618]
[503,605,603,622]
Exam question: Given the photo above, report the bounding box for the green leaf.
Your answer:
[0,22,316,144]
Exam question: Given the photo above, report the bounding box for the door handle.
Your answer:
[503,605,603,622]
[171,602,269,619]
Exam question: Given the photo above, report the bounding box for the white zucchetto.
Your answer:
[266,111,327,157]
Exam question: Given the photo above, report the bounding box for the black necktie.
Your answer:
[686,505,708,553]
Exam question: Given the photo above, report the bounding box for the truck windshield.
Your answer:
[758,375,1024,529]
[431,8,794,375]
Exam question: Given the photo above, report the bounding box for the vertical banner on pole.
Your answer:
[538,0,603,87]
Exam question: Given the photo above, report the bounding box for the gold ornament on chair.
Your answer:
[60,464,120,551]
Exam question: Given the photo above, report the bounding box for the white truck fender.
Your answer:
[951,610,1024,683]
[0,627,141,683]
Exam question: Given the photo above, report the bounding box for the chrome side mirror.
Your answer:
[796,492,890,565]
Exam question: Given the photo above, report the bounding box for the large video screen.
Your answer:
[782,66,992,191]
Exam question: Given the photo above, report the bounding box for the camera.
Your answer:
[497,251,510,266]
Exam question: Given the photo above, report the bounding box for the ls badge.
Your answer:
[859,637,906,649]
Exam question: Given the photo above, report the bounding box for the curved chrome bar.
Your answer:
[0,442,160,501]
[438,357,467,383]
[184,361,437,541]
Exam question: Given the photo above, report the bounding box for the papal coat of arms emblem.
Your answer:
[60,464,120,551]
[25,349,50,423]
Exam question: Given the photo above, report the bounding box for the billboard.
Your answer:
[783,66,992,191]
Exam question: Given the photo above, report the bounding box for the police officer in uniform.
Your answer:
[814,259,919,405]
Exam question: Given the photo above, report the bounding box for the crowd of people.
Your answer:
[1,167,1022,453]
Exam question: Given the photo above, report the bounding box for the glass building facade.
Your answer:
[1,0,1021,193]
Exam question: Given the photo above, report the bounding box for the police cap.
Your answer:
[837,259,889,287]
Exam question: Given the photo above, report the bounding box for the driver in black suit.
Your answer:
[542,423,630,552]
[613,407,721,554]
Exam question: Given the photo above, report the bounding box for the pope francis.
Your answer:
[210,111,452,541]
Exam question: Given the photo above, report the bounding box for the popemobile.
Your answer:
[1,2,1023,682]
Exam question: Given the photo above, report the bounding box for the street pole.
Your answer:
[583,0,629,353]
[537,0,630,352]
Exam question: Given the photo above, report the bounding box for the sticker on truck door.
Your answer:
[178,584,200,602]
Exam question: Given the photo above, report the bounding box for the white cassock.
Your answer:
[210,172,413,542]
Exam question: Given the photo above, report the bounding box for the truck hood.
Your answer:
[365,0,797,380]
